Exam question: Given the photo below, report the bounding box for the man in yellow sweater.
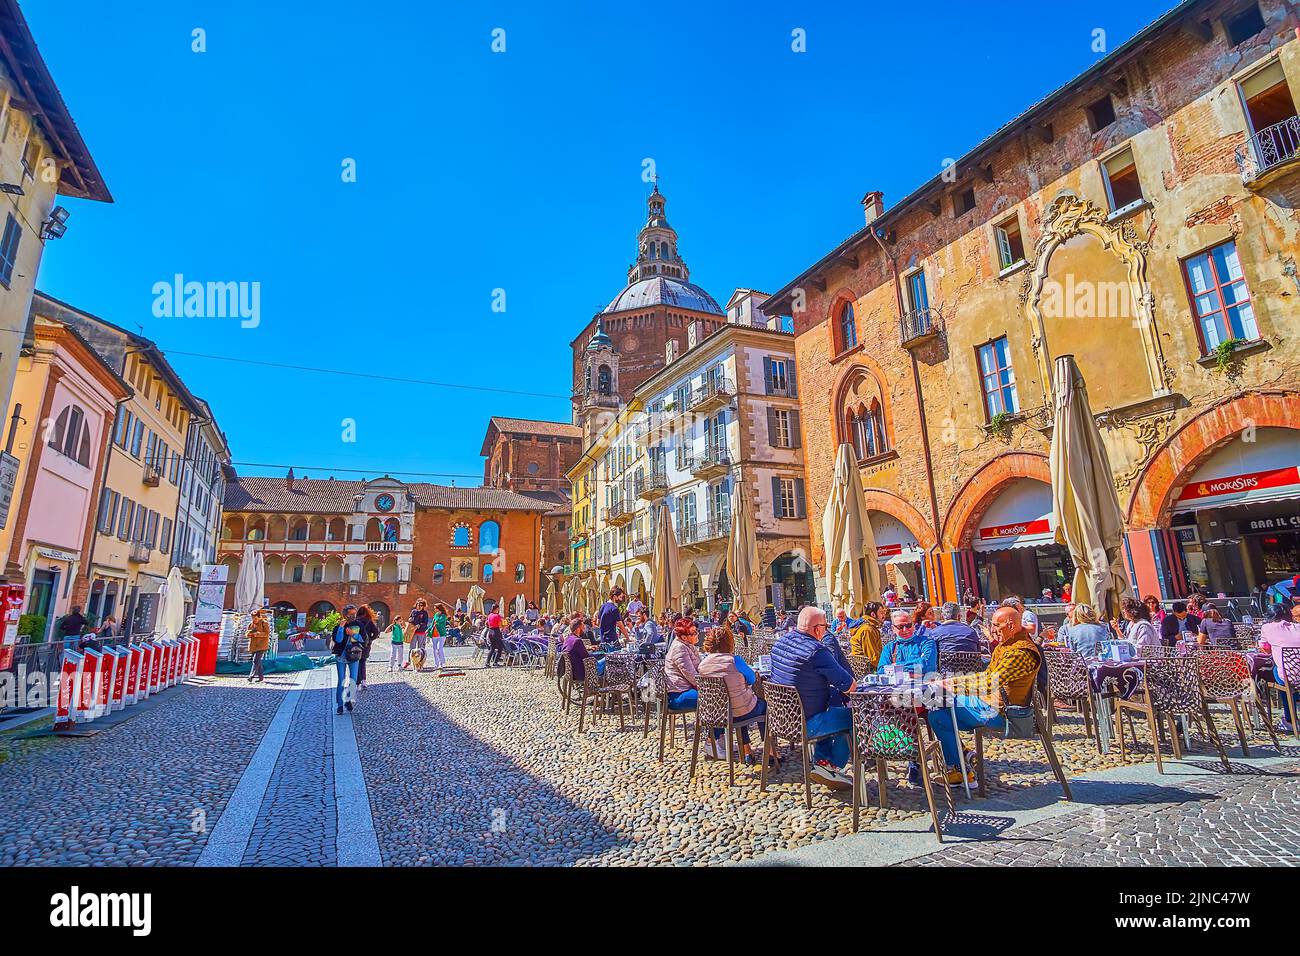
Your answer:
[849,602,886,667]
[927,605,1042,787]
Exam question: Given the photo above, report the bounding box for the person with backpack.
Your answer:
[332,604,364,714]
[354,605,380,688]
[407,599,429,668]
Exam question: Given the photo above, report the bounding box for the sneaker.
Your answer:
[1279,720,1294,734]
[336,705,344,715]
[809,761,853,791]
[945,767,975,789]
[906,762,923,787]
[345,701,354,713]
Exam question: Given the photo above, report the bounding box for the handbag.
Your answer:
[1002,704,1037,739]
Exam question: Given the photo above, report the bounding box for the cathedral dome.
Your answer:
[601,275,722,316]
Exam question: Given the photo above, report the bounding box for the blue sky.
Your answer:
[28,0,1172,485]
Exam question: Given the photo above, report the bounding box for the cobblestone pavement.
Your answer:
[0,678,284,866]
[907,761,1300,866]
[241,680,336,866]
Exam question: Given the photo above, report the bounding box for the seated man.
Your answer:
[561,617,596,682]
[926,601,980,654]
[876,610,938,677]
[769,606,855,790]
[927,606,1043,788]
[850,602,886,666]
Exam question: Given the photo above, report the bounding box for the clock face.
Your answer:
[375,493,395,513]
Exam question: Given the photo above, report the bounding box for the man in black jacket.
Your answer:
[58,606,87,640]
[1160,601,1201,646]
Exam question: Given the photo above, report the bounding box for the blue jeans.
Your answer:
[927,695,1005,767]
[335,657,359,707]
[596,657,606,677]
[715,698,766,743]
[807,706,851,767]
[667,689,697,711]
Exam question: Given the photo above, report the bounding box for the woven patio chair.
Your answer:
[848,691,952,842]
[645,661,697,761]
[1114,657,1230,774]
[1138,645,1178,659]
[689,675,765,787]
[1262,646,1300,743]
[759,681,847,809]
[973,685,1072,800]
[846,654,875,681]
[937,649,984,676]
[1042,645,1095,741]
[1197,648,1279,756]
[576,655,633,734]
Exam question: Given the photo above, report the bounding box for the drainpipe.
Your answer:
[869,225,944,599]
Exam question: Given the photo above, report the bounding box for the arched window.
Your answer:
[382,517,400,542]
[597,365,612,396]
[452,523,470,547]
[432,563,444,585]
[847,400,888,461]
[515,563,526,583]
[482,563,494,583]
[48,404,92,467]
[478,520,500,555]
[838,302,857,352]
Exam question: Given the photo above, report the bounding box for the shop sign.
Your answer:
[1176,465,1300,502]
[0,452,18,530]
[1173,527,1200,545]
[1243,513,1300,534]
[978,518,1051,541]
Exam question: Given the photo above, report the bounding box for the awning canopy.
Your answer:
[973,478,1057,553]
[869,513,924,565]
[1173,427,1300,514]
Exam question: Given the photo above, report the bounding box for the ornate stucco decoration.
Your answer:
[1020,195,1170,400]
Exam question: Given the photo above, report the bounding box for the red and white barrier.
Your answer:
[109,646,128,712]
[55,649,83,729]
[53,633,207,730]
[125,643,144,705]
[77,648,101,721]
[148,641,164,695]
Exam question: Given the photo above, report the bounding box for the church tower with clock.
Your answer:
[568,184,726,423]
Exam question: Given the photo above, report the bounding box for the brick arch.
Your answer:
[862,489,937,551]
[1127,390,1300,530]
[829,355,894,451]
[825,286,861,355]
[941,451,1050,550]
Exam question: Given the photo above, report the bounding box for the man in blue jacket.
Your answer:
[769,606,855,790]
[876,609,939,676]
[926,602,980,654]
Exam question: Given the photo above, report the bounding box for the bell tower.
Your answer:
[628,184,690,283]
[580,317,620,445]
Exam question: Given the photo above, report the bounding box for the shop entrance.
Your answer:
[768,552,815,612]
[970,477,1074,601]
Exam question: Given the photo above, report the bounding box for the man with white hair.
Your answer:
[927,601,979,654]
[875,609,937,677]
[769,606,855,790]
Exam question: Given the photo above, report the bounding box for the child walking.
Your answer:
[388,616,406,672]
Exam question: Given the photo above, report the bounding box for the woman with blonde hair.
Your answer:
[698,624,766,763]
[1066,603,1109,657]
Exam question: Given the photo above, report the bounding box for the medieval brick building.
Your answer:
[763,0,1300,604]
[219,473,551,624]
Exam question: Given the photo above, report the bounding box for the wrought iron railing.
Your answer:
[900,307,940,346]
[1237,116,1300,182]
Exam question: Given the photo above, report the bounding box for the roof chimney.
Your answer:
[861,190,884,226]
[286,467,295,491]
[665,338,681,366]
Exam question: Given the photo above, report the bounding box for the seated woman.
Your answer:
[1121,597,1160,646]
[1065,603,1110,658]
[664,617,701,710]
[1263,604,1300,732]
[1197,606,1234,644]
[698,625,767,763]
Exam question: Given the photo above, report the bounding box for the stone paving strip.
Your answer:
[0,676,285,866]
[347,643,1261,865]
[907,760,1300,866]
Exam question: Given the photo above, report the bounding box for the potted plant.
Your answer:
[987,411,1015,440]
[1211,337,1241,373]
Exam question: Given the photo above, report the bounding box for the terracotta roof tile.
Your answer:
[225,475,553,514]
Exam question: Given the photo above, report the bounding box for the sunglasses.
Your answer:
[895,623,915,631]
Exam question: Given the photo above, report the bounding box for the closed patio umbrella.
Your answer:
[466,585,485,615]
[544,579,558,615]
[1050,354,1133,619]
[725,483,762,619]
[821,443,878,618]
[515,593,527,618]
[157,567,188,639]
[234,544,264,614]
[650,502,682,616]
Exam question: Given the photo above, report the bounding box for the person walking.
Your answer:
[331,605,364,714]
[484,608,507,667]
[430,602,451,671]
[387,615,406,672]
[247,608,271,683]
[58,605,88,640]
[355,605,379,689]
[407,599,429,669]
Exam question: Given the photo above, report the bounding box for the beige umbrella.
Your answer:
[1050,354,1133,619]
[650,502,682,615]
[544,579,558,615]
[157,566,188,639]
[821,442,878,618]
[514,593,527,618]
[725,483,762,619]
[466,584,485,615]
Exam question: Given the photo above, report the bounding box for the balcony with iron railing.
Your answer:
[688,376,733,413]
[603,499,635,527]
[680,513,731,546]
[691,443,731,479]
[900,306,942,349]
[142,461,163,486]
[637,469,670,499]
[632,534,654,556]
[1237,116,1300,188]
[128,542,152,563]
